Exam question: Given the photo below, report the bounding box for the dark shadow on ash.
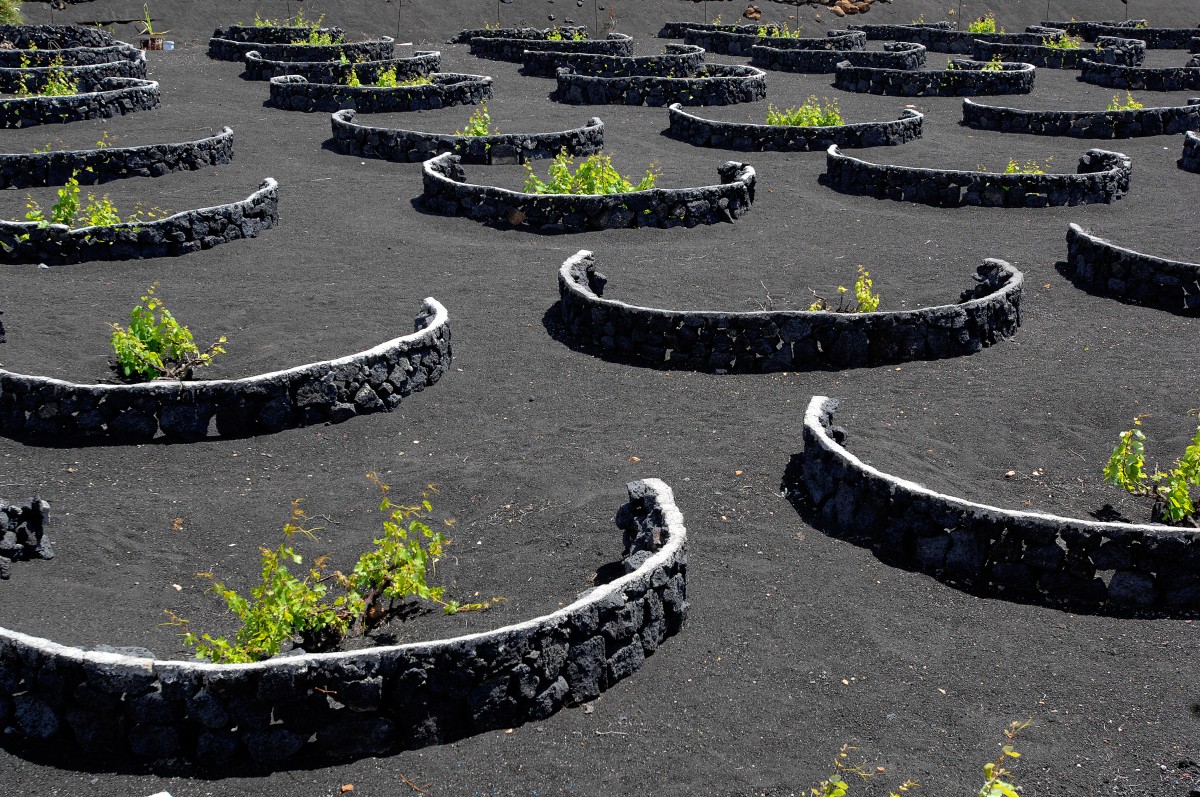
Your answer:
[1091,503,1133,523]
[779,452,1196,620]
[1054,259,1197,316]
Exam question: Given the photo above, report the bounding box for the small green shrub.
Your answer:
[24,173,80,227]
[967,13,999,34]
[165,480,499,663]
[109,284,227,381]
[1042,32,1082,49]
[1104,414,1200,526]
[808,266,880,313]
[22,169,170,230]
[14,52,79,98]
[758,21,804,39]
[980,157,1050,175]
[1106,91,1144,111]
[0,0,23,26]
[766,96,843,127]
[980,720,1032,797]
[547,26,586,41]
[523,150,659,195]
[805,744,919,797]
[456,104,494,137]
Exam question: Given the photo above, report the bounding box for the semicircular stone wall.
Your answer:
[453,25,588,44]
[469,33,634,62]
[822,145,1132,207]
[0,478,687,766]
[212,23,346,45]
[0,178,277,266]
[208,34,395,63]
[267,73,492,113]
[1043,20,1197,49]
[0,42,142,68]
[657,21,783,39]
[421,153,755,232]
[0,55,146,95]
[667,104,923,151]
[1183,130,1200,172]
[797,395,1200,613]
[1079,57,1200,91]
[751,41,927,74]
[0,23,116,50]
[962,96,1200,138]
[970,36,1146,69]
[0,126,234,189]
[243,50,440,83]
[552,63,766,107]
[331,110,604,165]
[834,58,1035,96]
[1063,223,1200,315]
[0,76,160,129]
[682,27,864,58]
[847,23,1064,54]
[521,43,705,79]
[0,298,449,442]
[557,250,1021,372]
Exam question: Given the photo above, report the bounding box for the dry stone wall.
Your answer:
[848,23,1063,54]
[0,298,448,442]
[267,73,492,114]
[0,498,52,583]
[243,50,440,83]
[682,28,864,57]
[1063,223,1200,315]
[558,251,1021,372]
[212,23,346,45]
[0,23,115,50]
[1078,58,1200,92]
[208,33,395,63]
[0,479,687,766]
[822,145,1132,207]
[962,96,1200,139]
[657,21,782,39]
[970,37,1146,69]
[0,76,159,129]
[469,33,634,62]
[798,396,1200,613]
[1043,20,1198,49]
[0,178,277,266]
[0,126,234,190]
[751,41,926,73]
[552,64,766,107]
[331,110,604,165]
[452,25,587,44]
[0,56,146,95]
[1183,130,1200,172]
[0,42,142,68]
[521,44,705,79]
[667,103,922,150]
[833,58,1035,96]
[421,153,755,232]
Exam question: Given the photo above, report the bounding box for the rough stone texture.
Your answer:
[751,41,926,74]
[834,58,1035,96]
[331,110,604,165]
[0,76,160,129]
[0,55,146,95]
[207,32,395,63]
[552,63,766,107]
[657,21,782,39]
[469,33,634,63]
[798,395,1200,614]
[1043,20,1198,49]
[847,22,1068,54]
[0,178,277,266]
[421,153,755,232]
[962,96,1200,138]
[0,498,53,583]
[267,73,492,114]
[243,50,440,83]
[558,251,1021,372]
[522,43,704,79]
[971,36,1147,70]
[211,23,346,45]
[1063,223,1200,315]
[1183,130,1200,173]
[0,127,234,190]
[821,145,1132,208]
[0,23,115,50]
[667,103,922,151]
[452,25,588,44]
[0,298,448,442]
[0,480,687,765]
[1078,58,1200,91]
[0,41,142,68]
[682,27,864,58]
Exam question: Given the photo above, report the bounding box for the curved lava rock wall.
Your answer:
[681,27,865,58]
[1078,58,1200,91]
[970,36,1146,69]
[0,478,687,766]
[469,33,634,62]
[557,250,1021,372]
[1063,223,1200,314]
[1183,130,1200,172]
[208,33,395,63]
[798,395,1200,613]
[267,73,492,113]
[962,96,1200,138]
[833,58,1035,96]
[552,63,766,107]
[521,43,705,79]
[243,50,440,83]
[667,103,923,150]
[751,41,927,73]
[0,76,159,128]
[0,55,146,95]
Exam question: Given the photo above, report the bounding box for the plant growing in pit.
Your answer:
[979,719,1033,797]
[807,266,881,313]
[547,25,587,41]
[758,21,804,39]
[23,169,171,231]
[14,52,79,98]
[1104,413,1200,526]
[165,479,499,663]
[803,744,919,797]
[967,13,1000,34]
[1041,31,1083,49]
[1106,91,1144,111]
[766,96,843,127]
[523,149,659,195]
[109,283,227,381]
[0,0,23,25]
[456,104,495,136]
